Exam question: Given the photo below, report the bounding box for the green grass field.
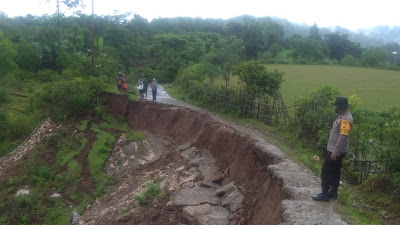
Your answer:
[214,65,400,111]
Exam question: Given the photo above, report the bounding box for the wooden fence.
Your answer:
[199,85,291,125]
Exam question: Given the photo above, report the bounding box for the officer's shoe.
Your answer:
[311,193,329,201]
[328,191,338,199]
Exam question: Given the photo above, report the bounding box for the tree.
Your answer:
[204,36,243,88]
[309,23,321,41]
[0,32,17,77]
[325,32,362,60]
[233,61,284,97]
[15,40,40,72]
[227,15,283,59]
[289,36,328,62]
[361,47,387,67]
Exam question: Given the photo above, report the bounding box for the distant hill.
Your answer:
[270,17,399,48]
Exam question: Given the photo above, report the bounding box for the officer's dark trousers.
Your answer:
[321,151,346,193]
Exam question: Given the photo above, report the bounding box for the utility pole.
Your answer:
[91,0,95,76]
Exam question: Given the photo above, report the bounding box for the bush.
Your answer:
[0,110,7,141]
[31,77,107,119]
[294,85,340,151]
[37,69,60,83]
[341,55,361,66]
[0,86,9,104]
[133,182,163,205]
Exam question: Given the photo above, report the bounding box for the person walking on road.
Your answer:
[312,97,353,201]
[138,77,144,100]
[121,74,128,92]
[143,77,148,100]
[116,72,123,94]
[151,78,158,101]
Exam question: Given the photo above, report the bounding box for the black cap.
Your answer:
[332,97,350,108]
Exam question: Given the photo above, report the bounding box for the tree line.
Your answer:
[1,13,400,85]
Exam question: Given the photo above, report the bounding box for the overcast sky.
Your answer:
[2,0,399,30]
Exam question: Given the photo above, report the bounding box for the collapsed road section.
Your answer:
[102,93,348,225]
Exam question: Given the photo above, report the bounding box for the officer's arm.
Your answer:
[332,120,351,158]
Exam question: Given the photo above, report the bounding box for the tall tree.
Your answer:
[0,32,17,77]
[325,32,362,60]
[309,23,321,40]
[233,61,284,97]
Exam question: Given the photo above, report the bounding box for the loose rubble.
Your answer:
[0,118,59,183]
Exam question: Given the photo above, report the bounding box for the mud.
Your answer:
[102,90,348,225]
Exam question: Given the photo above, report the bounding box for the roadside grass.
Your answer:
[211,64,400,111]
[165,84,391,225]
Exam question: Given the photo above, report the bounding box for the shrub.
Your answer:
[0,86,9,104]
[294,85,340,152]
[31,77,107,119]
[0,110,7,141]
[133,182,163,205]
[6,113,37,140]
[341,55,361,66]
[37,69,60,83]
[233,61,284,97]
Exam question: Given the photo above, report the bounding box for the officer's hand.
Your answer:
[330,153,337,161]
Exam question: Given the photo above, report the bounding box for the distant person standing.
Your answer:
[312,97,353,201]
[116,72,123,94]
[121,74,128,92]
[151,78,158,101]
[138,77,144,100]
[143,77,148,100]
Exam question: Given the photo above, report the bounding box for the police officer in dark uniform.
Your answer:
[312,97,353,201]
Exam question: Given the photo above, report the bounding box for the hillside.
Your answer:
[271,17,400,47]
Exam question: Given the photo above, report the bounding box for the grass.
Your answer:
[126,130,146,141]
[77,120,89,132]
[0,111,125,224]
[105,83,139,102]
[89,124,116,196]
[0,79,147,224]
[211,64,400,111]
[133,182,164,205]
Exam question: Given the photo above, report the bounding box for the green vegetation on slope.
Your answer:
[0,109,146,224]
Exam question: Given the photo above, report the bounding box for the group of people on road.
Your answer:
[138,76,157,101]
[116,72,157,101]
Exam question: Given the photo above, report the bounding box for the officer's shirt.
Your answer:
[327,111,354,155]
